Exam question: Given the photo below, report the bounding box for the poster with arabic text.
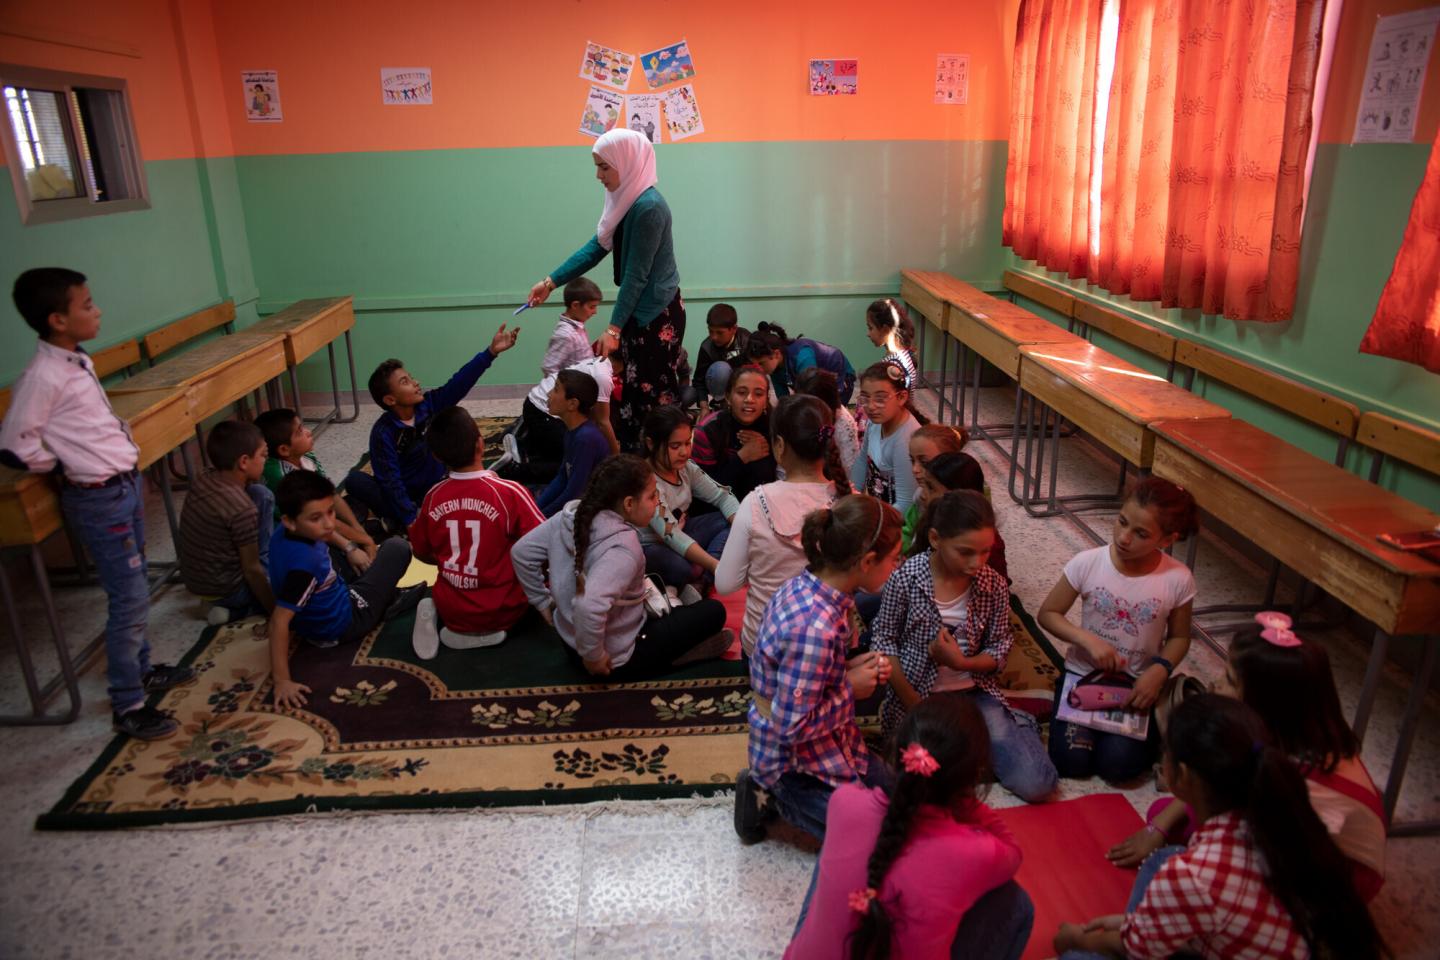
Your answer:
[580,86,624,138]
[1354,7,1440,142]
[934,54,968,105]
[626,94,662,144]
[809,59,858,95]
[662,83,704,141]
[242,70,282,122]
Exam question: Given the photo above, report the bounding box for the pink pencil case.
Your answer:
[1067,669,1134,710]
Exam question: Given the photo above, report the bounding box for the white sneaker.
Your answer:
[678,584,703,606]
[644,577,672,618]
[502,432,522,464]
[207,605,233,626]
[412,597,440,660]
[440,627,506,649]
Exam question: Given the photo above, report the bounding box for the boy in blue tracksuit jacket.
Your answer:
[365,323,519,526]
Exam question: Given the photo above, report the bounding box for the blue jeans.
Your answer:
[770,760,895,842]
[643,510,731,587]
[1060,845,1185,960]
[1048,677,1159,783]
[212,483,275,619]
[794,865,1033,960]
[939,690,1058,803]
[341,468,387,524]
[60,472,150,712]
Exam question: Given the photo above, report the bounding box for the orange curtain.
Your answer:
[1003,0,1107,278]
[1359,126,1440,374]
[1094,0,1325,321]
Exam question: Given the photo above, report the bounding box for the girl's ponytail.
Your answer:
[570,454,652,595]
[802,495,901,573]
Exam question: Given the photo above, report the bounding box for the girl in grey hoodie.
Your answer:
[512,454,733,677]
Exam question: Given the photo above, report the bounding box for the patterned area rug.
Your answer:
[40,570,1064,831]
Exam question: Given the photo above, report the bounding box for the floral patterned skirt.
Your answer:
[616,289,686,445]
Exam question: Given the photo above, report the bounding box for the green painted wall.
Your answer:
[1004,143,1440,511]
[0,157,257,383]
[233,140,1009,393]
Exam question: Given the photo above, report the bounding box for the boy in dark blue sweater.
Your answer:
[535,369,611,517]
[366,323,519,527]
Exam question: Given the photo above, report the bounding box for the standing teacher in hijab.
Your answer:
[527,127,682,446]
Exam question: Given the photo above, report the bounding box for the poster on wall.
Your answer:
[1354,6,1440,143]
[640,40,696,89]
[934,54,969,104]
[580,85,625,138]
[662,83,704,140]
[626,94,663,144]
[380,68,433,105]
[241,70,282,122]
[580,41,636,91]
[809,59,858,95]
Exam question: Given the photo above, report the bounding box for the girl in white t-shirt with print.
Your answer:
[1038,478,1198,783]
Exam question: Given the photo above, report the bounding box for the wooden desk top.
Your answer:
[962,302,1081,345]
[1152,417,1440,578]
[900,269,990,305]
[110,332,282,394]
[247,296,353,335]
[1021,341,1229,425]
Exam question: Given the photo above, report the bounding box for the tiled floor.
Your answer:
[0,385,1436,959]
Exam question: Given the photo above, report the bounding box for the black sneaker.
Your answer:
[383,582,428,622]
[734,768,769,845]
[112,705,179,740]
[142,663,196,694]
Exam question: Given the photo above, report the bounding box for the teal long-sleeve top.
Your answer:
[549,187,680,331]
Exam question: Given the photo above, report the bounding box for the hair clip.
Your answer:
[848,888,878,913]
[1254,611,1292,631]
[1261,627,1302,648]
[901,742,940,776]
[816,424,835,446]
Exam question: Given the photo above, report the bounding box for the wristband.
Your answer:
[1146,655,1174,676]
[544,277,555,291]
[1143,822,1165,839]
[346,541,364,554]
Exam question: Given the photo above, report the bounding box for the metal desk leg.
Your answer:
[1383,639,1438,828]
[341,330,361,422]
[0,546,82,725]
[1353,628,1391,745]
[934,333,950,422]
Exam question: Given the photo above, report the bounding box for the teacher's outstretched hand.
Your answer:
[528,127,683,448]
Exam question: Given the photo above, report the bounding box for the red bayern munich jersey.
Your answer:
[407,469,544,634]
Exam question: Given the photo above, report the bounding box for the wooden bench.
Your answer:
[1071,300,1178,379]
[141,300,237,363]
[113,331,287,423]
[91,338,143,380]
[1002,269,1079,319]
[1357,412,1440,484]
[1150,416,1440,829]
[245,297,360,430]
[1176,341,1360,464]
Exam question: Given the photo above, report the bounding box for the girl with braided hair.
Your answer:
[511,453,732,678]
[786,695,1034,959]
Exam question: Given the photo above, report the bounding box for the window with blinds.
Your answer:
[0,64,149,225]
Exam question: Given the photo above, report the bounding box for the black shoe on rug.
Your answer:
[142,663,196,694]
[734,768,768,845]
[383,582,428,622]
[112,705,179,740]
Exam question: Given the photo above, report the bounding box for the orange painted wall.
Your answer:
[208,0,1018,155]
[1319,0,1440,143]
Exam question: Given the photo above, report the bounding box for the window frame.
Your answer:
[0,62,150,225]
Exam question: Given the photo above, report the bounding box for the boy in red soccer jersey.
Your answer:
[406,407,545,658]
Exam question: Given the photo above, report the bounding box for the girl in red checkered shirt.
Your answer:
[1054,695,1386,960]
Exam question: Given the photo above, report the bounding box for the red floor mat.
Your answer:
[998,793,1146,959]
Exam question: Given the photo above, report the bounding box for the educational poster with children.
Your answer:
[934,54,969,104]
[1354,6,1440,143]
[662,83,704,140]
[241,70,282,122]
[380,68,433,105]
[809,59,859,95]
[640,40,696,89]
[580,85,625,138]
[579,41,635,91]
[1055,673,1151,741]
[626,94,663,144]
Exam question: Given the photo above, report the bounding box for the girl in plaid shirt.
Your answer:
[1055,696,1386,960]
[872,491,1058,803]
[734,495,904,843]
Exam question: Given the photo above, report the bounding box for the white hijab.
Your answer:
[593,128,658,251]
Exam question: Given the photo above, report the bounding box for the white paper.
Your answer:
[1354,7,1440,143]
[626,94,663,144]
[242,70,282,123]
[1054,672,1151,741]
[935,54,969,105]
[579,41,635,92]
[662,83,704,141]
[380,68,432,105]
[580,85,624,139]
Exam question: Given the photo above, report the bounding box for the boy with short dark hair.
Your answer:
[535,369,611,517]
[255,407,379,558]
[366,323,520,527]
[1,267,193,740]
[501,351,621,477]
[541,277,603,378]
[695,303,751,414]
[267,471,424,709]
[177,420,276,625]
[406,407,545,658]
